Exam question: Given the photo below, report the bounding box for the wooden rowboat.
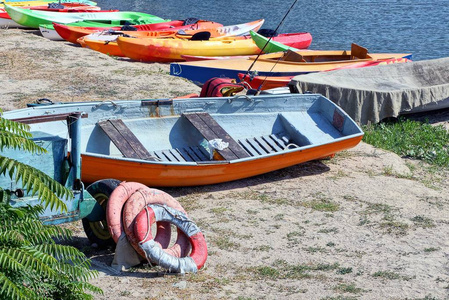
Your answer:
[4,94,363,187]
[170,43,412,85]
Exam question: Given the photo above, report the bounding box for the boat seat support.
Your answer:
[182,112,250,161]
[97,119,155,161]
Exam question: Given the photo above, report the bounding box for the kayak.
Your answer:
[4,4,168,29]
[53,18,261,45]
[116,29,311,63]
[52,19,222,43]
[0,3,103,28]
[75,19,266,57]
[250,30,304,53]
[170,43,412,85]
[0,0,97,8]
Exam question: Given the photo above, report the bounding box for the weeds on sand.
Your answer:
[212,236,240,251]
[301,198,340,212]
[379,220,409,235]
[320,296,358,300]
[333,283,364,294]
[411,215,436,228]
[363,118,449,168]
[372,270,401,280]
[247,260,340,280]
[424,247,440,252]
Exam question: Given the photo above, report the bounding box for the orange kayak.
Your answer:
[54,19,223,44]
[78,19,266,58]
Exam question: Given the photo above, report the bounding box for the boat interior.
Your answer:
[259,43,371,63]
[90,110,346,163]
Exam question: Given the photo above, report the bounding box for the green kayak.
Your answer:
[5,4,169,29]
[249,30,299,53]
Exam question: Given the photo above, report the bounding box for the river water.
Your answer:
[95,0,449,61]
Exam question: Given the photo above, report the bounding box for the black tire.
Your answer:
[82,179,121,247]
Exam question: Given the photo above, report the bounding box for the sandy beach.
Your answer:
[1,28,449,300]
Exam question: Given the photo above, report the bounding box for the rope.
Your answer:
[244,0,300,78]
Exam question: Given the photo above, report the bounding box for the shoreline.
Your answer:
[1,28,449,300]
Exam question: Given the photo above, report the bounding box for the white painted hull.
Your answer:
[39,25,63,40]
[0,17,28,28]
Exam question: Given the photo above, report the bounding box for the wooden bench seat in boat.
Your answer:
[148,134,293,163]
[97,119,156,161]
[182,112,250,161]
[97,115,302,164]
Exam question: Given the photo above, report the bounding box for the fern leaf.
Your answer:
[0,272,36,300]
[0,156,70,212]
[0,131,46,154]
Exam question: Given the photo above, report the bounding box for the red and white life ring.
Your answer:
[122,187,190,258]
[106,181,149,243]
[107,182,190,259]
[134,204,208,273]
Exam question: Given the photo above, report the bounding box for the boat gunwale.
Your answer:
[82,131,364,165]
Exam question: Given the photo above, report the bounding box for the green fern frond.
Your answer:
[0,232,25,248]
[3,247,57,280]
[0,132,46,154]
[0,249,24,273]
[54,262,99,282]
[33,244,87,267]
[65,280,103,295]
[28,227,72,245]
[0,116,31,138]
[0,156,71,212]
[0,271,37,300]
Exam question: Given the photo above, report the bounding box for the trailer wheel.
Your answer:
[82,179,121,247]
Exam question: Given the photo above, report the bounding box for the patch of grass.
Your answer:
[411,215,436,228]
[379,220,409,235]
[318,227,339,234]
[210,207,229,214]
[363,203,394,216]
[274,213,284,221]
[286,230,305,244]
[321,297,358,300]
[414,295,439,300]
[372,270,401,280]
[304,246,328,254]
[248,261,340,280]
[213,236,240,250]
[253,245,273,252]
[334,283,363,294]
[424,247,439,252]
[343,195,359,202]
[178,193,205,211]
[229,190,289,206]
[253,266,280,279]
[363,118,449,167]
[336,267,353,275]
[328,169,349,180]
[301,198,340,212]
